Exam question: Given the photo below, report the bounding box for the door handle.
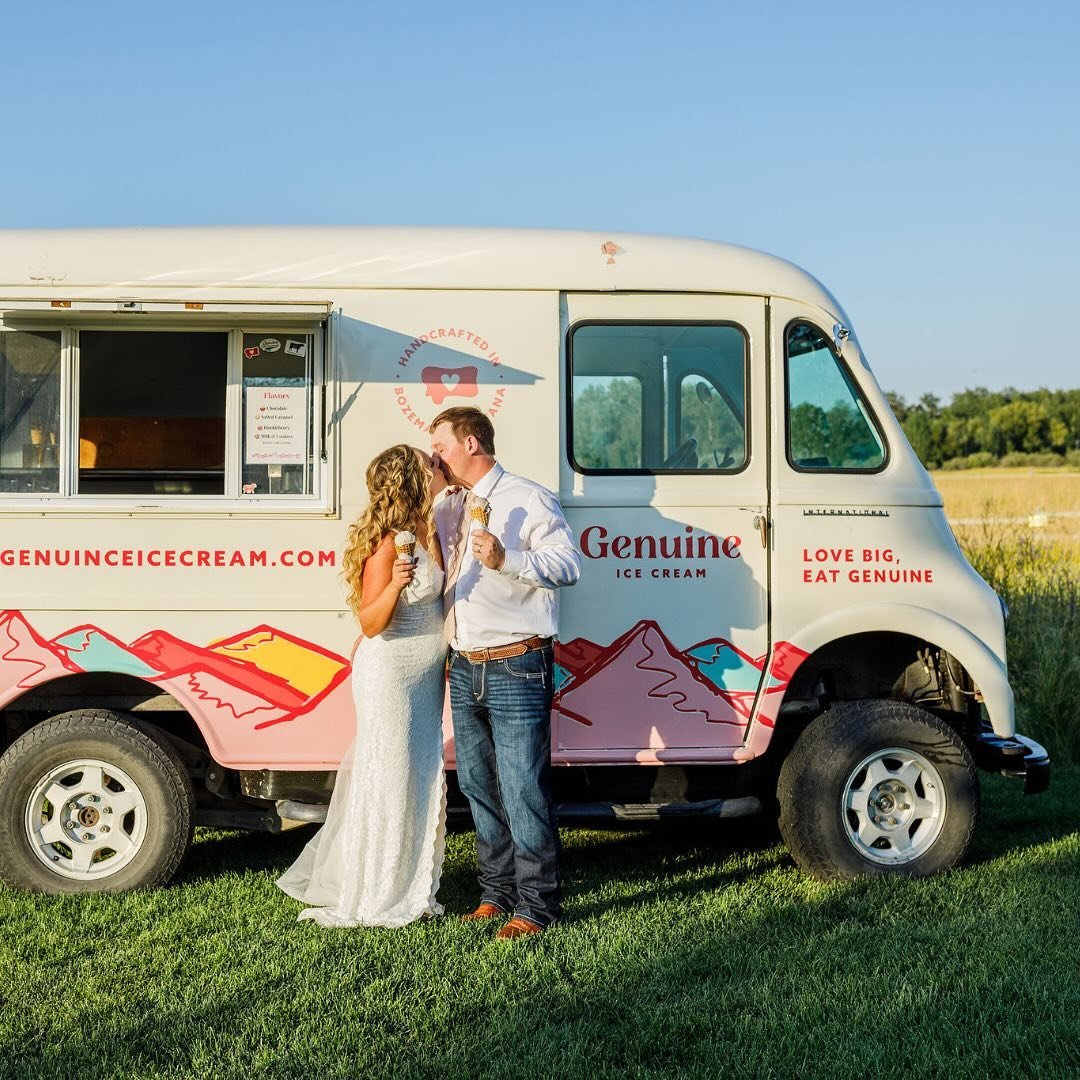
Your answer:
[753,514,769,548]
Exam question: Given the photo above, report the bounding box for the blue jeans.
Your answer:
[448,644,561,927]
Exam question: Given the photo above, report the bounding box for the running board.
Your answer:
[275,795,764,829]
[555,797,762,822]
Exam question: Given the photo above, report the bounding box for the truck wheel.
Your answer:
[0,709,195,893]
[777,700,978,880]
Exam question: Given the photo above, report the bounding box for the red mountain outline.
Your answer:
[555,621,806,731]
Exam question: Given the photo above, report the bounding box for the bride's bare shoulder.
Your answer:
[375,532,398,552]
[366,534,397,566]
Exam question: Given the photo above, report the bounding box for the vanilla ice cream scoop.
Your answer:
[394,530,417,558]
[469,497,491,531]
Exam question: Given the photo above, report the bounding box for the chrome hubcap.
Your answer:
[24,759,148,880]
[842,747,946,865]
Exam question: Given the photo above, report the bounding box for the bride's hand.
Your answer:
[390,555,416,593]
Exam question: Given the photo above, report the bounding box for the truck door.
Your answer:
[555,294,771,762]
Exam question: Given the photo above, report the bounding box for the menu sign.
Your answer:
[245,385,308,464]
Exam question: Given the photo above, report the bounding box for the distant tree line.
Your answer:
[886,388,1080,470]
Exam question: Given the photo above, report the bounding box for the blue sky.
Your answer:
[2,1,1076,399]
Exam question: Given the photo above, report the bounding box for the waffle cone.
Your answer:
[393,530,417,558]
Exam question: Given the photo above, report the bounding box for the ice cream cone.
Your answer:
[469,499,491,531]
[394,530,417,560]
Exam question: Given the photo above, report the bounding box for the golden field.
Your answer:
[933,469,1080,555]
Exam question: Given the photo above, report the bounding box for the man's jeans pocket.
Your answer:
[501,647,550,687]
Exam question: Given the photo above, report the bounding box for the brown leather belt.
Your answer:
[457,635,553,664]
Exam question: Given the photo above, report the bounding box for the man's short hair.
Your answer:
[430,406,496,455]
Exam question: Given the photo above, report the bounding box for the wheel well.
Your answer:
[1,672,211,765]
[776,631,981,738]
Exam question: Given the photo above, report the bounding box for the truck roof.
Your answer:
[0,226,845,315]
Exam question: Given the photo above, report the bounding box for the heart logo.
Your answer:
[422,365,479,405]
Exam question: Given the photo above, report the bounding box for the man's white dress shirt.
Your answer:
[436,463,581,651]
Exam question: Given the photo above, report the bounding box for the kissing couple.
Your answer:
[278,406,582,938]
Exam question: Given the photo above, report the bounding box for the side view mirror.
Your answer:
[833,323,850,356]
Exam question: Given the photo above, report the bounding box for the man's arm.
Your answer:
[498,489,581,589]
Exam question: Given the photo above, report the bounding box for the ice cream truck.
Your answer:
[0,227,1048,894]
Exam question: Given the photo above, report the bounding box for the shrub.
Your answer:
[963,522,1080,764]
[999,451,1065,468]
[1066,449,1080,468]
[965,451,998,469]
[939,452,1000,470]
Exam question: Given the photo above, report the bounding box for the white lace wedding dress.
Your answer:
[277,547,447,927]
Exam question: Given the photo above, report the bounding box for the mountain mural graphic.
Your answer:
[0,609,809,749]
[554,621,808,748]
[0,610,348,730]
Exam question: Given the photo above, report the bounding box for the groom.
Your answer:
[430,406,581,939]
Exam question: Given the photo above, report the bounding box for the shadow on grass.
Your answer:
[172,767,1079,918]
[966,768,1080,865]
[11,833,1080,1080]
[177,824,317,883]
[174,807,789,912]
[7,771,1080,1079]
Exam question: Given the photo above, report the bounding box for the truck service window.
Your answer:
[0,330,62,494]
[570,323,747,473]
[241,332,314,496]
[78,331,228,495]
[0,319,323,504]
[785,322,885,471]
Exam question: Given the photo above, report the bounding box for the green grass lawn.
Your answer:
[4,770,1080,1080]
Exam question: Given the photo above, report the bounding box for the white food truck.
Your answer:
[0,227,1047,893]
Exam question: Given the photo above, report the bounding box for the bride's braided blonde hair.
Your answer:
[342,444,437,618]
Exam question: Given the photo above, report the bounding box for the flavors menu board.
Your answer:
[244,384,308,464]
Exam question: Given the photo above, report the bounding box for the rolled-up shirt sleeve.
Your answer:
[498,489,581,589]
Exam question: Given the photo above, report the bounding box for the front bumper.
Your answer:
[971,728,1050,794]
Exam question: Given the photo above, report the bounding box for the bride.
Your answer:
[278,444,447,927]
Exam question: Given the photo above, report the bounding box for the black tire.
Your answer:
[777,700,978,880]
[0,709,195,893]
